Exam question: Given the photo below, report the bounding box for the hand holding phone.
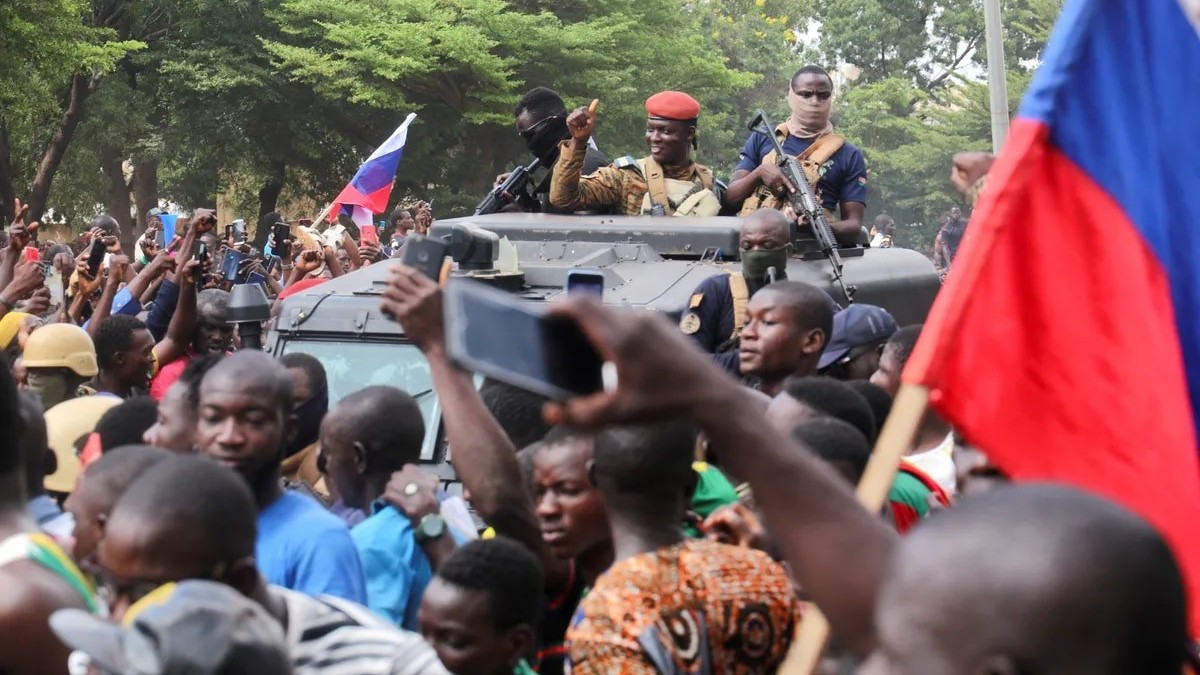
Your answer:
[86,239,106,277]
[444,279,604,400]
[360,224,379,247]
[193,242,209,286]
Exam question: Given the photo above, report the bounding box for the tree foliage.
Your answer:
[1,0,1062,246]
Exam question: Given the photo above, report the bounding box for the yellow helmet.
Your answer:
[23,324,98,377]
[44,395,120,493]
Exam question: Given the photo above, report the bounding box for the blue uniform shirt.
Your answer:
[735,132,868,212]
[256,491,368,604]
[350,501,434,630]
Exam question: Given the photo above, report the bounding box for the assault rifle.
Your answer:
[748,109,855,303]
[474,157,541,216]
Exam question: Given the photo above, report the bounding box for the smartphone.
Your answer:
[271,223,290,253]
[360,224,379,247]
[222,250,245,282]
[154,228,165,248]
[399,234,448,280]
[565,269,604,298]
[264,255,281,275]
[230,219,246,244]
[194,242,209,286]
[246,271,267,288]
[48,268,64,307]
[86,239,106,277]
[444,279,604,400]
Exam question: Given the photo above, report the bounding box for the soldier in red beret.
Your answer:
[548,91,726,217]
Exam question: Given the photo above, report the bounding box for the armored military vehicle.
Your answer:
[264,212,939,482]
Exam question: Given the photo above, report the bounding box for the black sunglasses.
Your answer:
[793,89,833,101]
[518,115,559,140]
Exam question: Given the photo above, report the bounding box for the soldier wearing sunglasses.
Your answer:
[494,87,610,214]
[726,65,869,247]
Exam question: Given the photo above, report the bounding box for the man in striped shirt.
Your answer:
[94,454,449,675]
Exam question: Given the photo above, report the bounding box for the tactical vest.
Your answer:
[616,156,722,217]
[738,124,845,219]
[727,271,749,341]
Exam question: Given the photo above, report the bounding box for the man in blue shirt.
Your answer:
[319,385,441,630]
[194,351,367,603]
[725,65,869,246]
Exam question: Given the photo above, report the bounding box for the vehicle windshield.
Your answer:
[277,340,441,461]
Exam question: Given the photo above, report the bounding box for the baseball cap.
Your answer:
[818,303,898,370]
[49,580,290,675]
[146,208,163,218]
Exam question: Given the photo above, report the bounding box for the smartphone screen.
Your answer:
[264,255,280,275]
[246,271,267,288]
[222,250,244,281]
[399,234,448,280]
[87,239,106,277]
[272,223,290,253]
[360,224,379,246]
[444,279,604,400]
[566,269,604,298]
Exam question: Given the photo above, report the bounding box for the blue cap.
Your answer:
[818,304,898,370]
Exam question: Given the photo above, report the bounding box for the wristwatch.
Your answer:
[413,513,446,543]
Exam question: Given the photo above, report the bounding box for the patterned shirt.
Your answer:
[566,539,799,674]
[548,141,712,215]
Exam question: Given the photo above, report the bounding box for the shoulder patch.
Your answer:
[613,156,638,169]
[679,312,702,335]
[689,293,704,309]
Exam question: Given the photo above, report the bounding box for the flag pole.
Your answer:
[778,384,931,674]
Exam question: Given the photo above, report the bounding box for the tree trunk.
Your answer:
[0,119,15,225]
[252,157,287,249]
[101,147,134,252]
[27,73,98,223]
[132,158,158,232]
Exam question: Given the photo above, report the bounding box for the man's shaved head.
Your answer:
[744,208,791,235]
[201,350,293,416]
[105,455,258,569]
[869,485,1188,675]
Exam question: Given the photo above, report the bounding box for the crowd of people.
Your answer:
[0,68,1192,675]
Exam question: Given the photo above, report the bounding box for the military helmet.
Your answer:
[23,324,99,377]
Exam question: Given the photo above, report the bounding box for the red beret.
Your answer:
[645,91,701,122]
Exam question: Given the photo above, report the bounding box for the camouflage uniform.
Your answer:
[549,141,715,215]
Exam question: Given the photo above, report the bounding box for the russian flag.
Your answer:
[331,113,417,226]
[904,0,1200,628]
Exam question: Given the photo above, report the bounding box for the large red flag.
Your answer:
[904,0,1200,629]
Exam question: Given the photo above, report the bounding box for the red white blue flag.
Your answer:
[905,0,1200,628]
[331,113,417,225]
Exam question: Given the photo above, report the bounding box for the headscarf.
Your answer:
[785,87,834,139]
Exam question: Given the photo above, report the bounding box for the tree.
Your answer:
[0,0,142,223]
[264,0,758,215]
